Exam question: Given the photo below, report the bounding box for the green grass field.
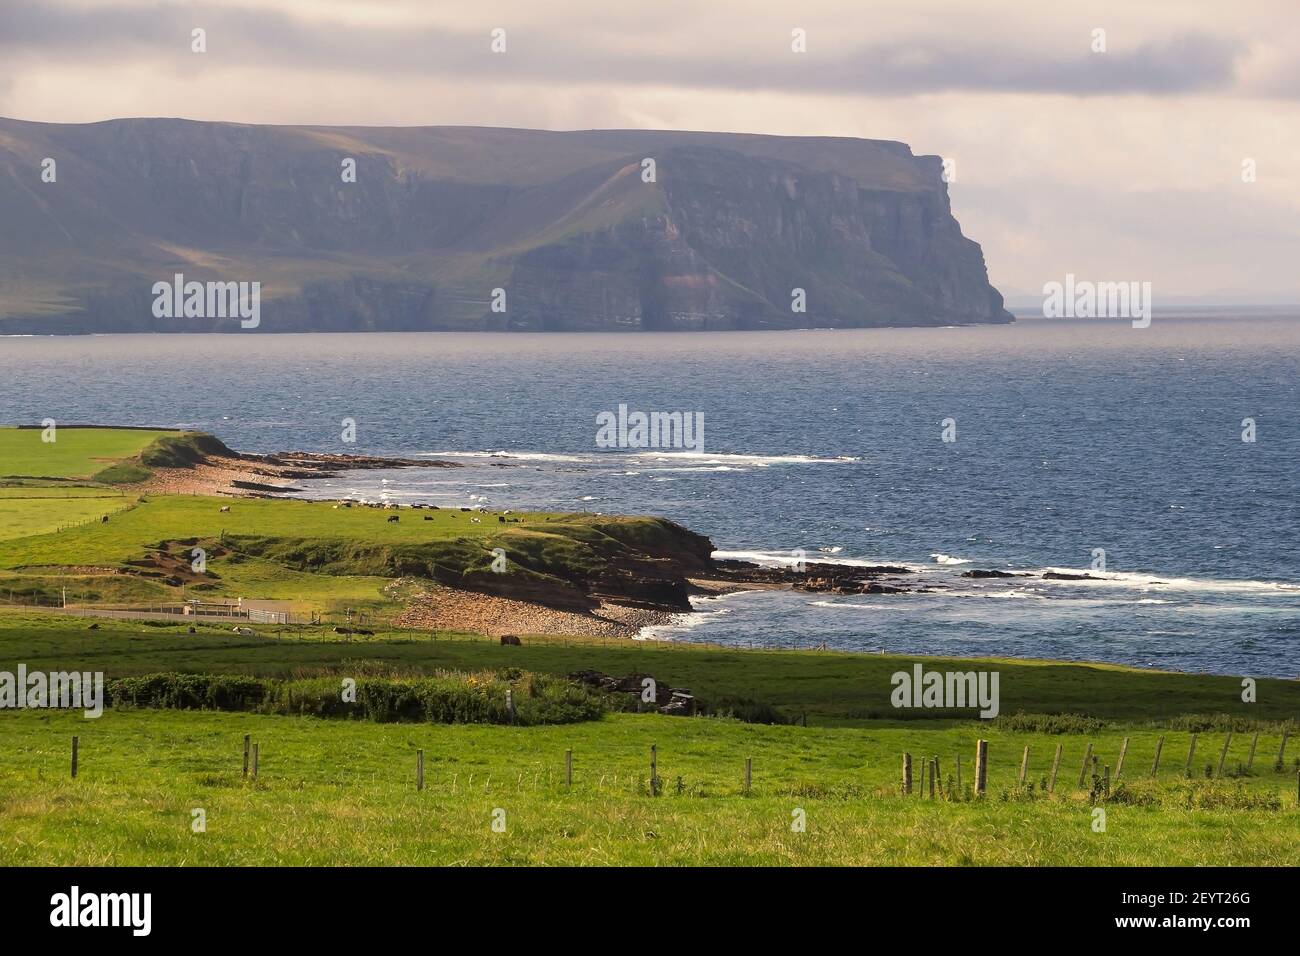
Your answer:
[0,490,702,616]
[2,709,1296,866]
[0,493,134,541]
[0,426,175,480]
[1,428,1297,866]
[1,614,1297,865]
[4,613,1298,724]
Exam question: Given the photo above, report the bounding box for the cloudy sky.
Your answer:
[2,0,1297,303]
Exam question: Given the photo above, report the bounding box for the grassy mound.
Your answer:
[137,431,235,468]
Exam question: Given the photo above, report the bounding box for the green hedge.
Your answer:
[105,671,602,725]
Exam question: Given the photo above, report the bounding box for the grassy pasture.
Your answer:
[1,609,1297,867]
[0,494,636,568]
[1,708,1296,865]
[0,494,134,541]
[0,426,175,480]
[3,613,1298,725]
[0,493,694,614]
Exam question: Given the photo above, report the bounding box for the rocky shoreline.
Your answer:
[135,451,460,497]
[127,436,1097,642]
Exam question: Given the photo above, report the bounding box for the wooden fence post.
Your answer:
[252,742,259,779]
[974,740,988,798]
[1246,733,1259,772]
[1018,746,1030,787]
[1115,737,1129,780]
[1102,764,1110,798]
[1151,735,1164,776]
[649,744,659,796]
[1049,743,1062,793]
[928,759,936,799]
[71,736,78,778]
[1216,733,1232,778]
[243,734,250,777]
[902,753,912,795]
[933,756,941,788]
[1077,742,1093,787]
[1184,734,1197,775]
[417,749,424,791]
[565,749,573,787]
[744,757,752,794]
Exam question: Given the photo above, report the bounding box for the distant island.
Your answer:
[0,118,1011,333]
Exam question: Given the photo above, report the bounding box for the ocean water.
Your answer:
[3,313,1299,676]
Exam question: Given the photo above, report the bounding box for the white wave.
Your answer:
[931,553,972,566]
[713,549,926,572]
[808,601,900,611]
[416,450,594,463]
[945,588,1039,600]
[1037,567,1300,595]
[630,451,860,466]
[644,465,748,473]
[416,448,858,468]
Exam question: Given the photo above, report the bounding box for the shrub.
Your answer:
[992,711,1104,735]
[107,673,267,710]
[103,670,603,725]
[705,697,788,725]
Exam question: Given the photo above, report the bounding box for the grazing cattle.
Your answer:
[470,517,481,523]
[387,515,400,523]
[498,515,506,522]
[459,507,471,512]
[219,506,231,513]
[101,514,109,523]
[423,515,434,521]
[499,634,521,646]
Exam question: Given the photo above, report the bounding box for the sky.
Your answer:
[1,0,1297,304]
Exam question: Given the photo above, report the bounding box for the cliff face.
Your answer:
[0,119,1011,332]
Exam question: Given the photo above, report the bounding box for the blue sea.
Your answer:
[4,313,1299,676]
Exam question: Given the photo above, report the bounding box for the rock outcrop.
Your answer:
[0,118,1011,333]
